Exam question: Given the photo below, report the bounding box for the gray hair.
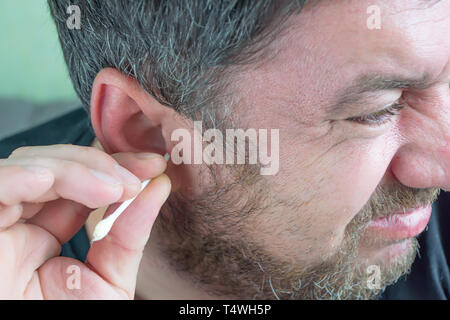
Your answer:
[48,0,308,125]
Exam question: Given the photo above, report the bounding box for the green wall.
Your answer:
[0,0,77,103]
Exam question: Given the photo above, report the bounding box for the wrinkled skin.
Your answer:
[129,0,450,299]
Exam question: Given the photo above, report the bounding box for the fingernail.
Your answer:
[114,164,140,185]
[89,169,122,185]
[134,152,162,160]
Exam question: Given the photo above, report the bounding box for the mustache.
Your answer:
[361,184,441,222]
[343,184,440,251]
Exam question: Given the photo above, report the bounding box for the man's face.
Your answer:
[153,0,450,299]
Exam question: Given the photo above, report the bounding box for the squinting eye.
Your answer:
[346,102,406,126]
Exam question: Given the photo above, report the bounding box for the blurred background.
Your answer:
[0,0,80,139]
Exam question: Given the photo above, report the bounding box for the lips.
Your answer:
[366,205,432,240]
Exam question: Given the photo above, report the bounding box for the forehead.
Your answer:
[233,0,450,122]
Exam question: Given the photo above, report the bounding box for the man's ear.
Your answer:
[90,68,170,155]
[90,68,193,192]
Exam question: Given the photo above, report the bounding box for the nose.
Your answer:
[390,83,450,191]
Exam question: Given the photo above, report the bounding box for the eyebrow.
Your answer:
[328,72,434,114]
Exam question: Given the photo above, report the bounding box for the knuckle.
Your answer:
[9,146,31,158]
[3,165,24,176]
[83,146,117,165]
[58,158,85,174]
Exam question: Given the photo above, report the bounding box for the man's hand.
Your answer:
[0,144,170,299]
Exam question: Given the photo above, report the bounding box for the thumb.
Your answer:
[85,173,171,298]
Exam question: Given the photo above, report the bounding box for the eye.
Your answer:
[346,102,406,126]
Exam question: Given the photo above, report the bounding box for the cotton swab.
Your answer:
[90,179,151,244]
[90,152,171,244]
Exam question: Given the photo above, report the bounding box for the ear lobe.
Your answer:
[90,68,167,155]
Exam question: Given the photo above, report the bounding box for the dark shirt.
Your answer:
[0,107,448,299]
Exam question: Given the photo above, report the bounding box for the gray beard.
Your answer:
[151,164,437,299]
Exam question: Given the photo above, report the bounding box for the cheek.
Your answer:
[331,138,395,225]
[327,134,401,228]
[267,134,398,261]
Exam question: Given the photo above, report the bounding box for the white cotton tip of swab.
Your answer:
[90,153,169,245]
[91,218,115,244]
[90,178,151,244]
[164,152,170,162]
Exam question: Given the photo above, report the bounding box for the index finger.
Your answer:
[85,174,171,298]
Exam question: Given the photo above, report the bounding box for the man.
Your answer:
[0,0,449,299]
